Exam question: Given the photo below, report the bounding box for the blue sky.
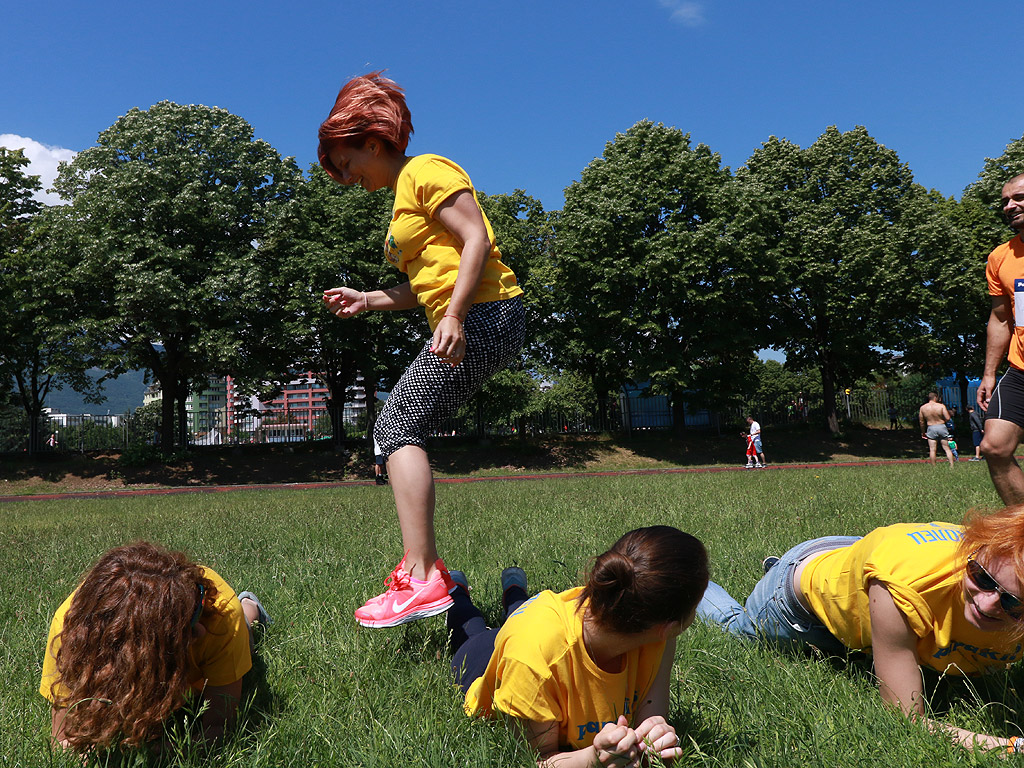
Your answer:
[3,1,1020,213]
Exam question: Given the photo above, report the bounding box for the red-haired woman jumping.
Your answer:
[319,72,525,628]
[40,541,270,753]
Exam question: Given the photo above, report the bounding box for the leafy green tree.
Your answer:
[260,165,422,442]
[1,150,100,452]
[738,126,926,433]
[896,193,989,412]
[52,102,302,450]
[458,367,543,436]
[964,132,1024,216]
[3,209,101,453]
[478,189,553,360]
[551,120,761,431]
[0,147,43,409]
[741,358,822,421]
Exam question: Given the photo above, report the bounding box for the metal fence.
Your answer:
[0,385,974,456]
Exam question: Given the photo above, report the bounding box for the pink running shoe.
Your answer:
[354,555,455,628]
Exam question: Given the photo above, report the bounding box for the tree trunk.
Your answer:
[958,374,970,420]
[177,390,187,447]
[671,390,687,437]
[159,377,177,452]
[820,357,840,434]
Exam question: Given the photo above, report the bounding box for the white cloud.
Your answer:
[657,0,706,27]
[0,134,77,206]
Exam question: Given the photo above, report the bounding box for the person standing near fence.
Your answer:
[919,392,955,467]
[978,174,1024,503]
[968,405,985,461]
[319,72,525,628]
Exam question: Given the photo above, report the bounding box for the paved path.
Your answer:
[0,456,955,503]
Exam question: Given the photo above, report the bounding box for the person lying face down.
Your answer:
[448,526,709,767]
[40,541,269,753]
[698,507,1024,753]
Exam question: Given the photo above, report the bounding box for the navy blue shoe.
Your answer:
[448,570,469,595]
[761,556,780,574]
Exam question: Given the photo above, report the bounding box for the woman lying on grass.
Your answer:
[40,541,270,753]
[448,526,709,767]
[698,508,1024,753]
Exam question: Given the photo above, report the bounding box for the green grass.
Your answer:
[1,462,1019,766]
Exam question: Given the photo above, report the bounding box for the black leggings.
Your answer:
[448,584,529,693]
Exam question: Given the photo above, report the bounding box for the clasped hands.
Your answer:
[593,715,682,767]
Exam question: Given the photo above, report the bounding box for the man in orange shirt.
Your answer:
[978,174,1024,504]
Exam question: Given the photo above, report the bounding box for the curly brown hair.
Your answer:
[49,541,216,750]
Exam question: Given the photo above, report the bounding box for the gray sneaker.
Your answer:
[500,567,528,613]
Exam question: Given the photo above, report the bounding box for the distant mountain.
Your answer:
[44,369,148,415]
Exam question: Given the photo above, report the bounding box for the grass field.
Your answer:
[2,461,1021,766]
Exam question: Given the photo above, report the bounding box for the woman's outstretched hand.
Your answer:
[323,287,368,318]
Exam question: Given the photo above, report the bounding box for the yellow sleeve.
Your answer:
[192,571,252,687]
[490,654,565,724]
[413,157,473,217]
[39,593,75,702]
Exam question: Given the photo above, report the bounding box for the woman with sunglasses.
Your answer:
[40,541,271,753]
[698,509,1024,752]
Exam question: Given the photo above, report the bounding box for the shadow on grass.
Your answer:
[1,424,971,494]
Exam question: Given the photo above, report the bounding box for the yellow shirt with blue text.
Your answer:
[801,522,1021,675]
[464,587,665,750]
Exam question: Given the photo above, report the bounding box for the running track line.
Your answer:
[0,456,967,503]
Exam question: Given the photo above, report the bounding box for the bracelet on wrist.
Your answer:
[443,313,463,322]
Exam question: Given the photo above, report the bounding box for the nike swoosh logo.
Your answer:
[393,594,418,613]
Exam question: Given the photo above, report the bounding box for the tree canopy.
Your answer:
[550,120,763,426]
[52,101,302,448]
[738,125,929,432]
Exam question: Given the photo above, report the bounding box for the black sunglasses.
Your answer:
[966,552,1023,618]
[191,583,206,629]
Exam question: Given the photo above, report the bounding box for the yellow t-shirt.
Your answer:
[384,153,522,331]
[801,522,1022,675]
[464,587,666,750]
[986,236,1024,372]
[40,567,252,703]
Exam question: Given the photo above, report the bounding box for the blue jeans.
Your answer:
[697,536,860,654]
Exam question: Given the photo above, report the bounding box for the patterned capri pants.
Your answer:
[374,295,525,459]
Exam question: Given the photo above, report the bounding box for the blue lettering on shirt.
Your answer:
[933,641,1022,664]
[506,595,539,620]
[574,695,640,742]
[905,526,962,545]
